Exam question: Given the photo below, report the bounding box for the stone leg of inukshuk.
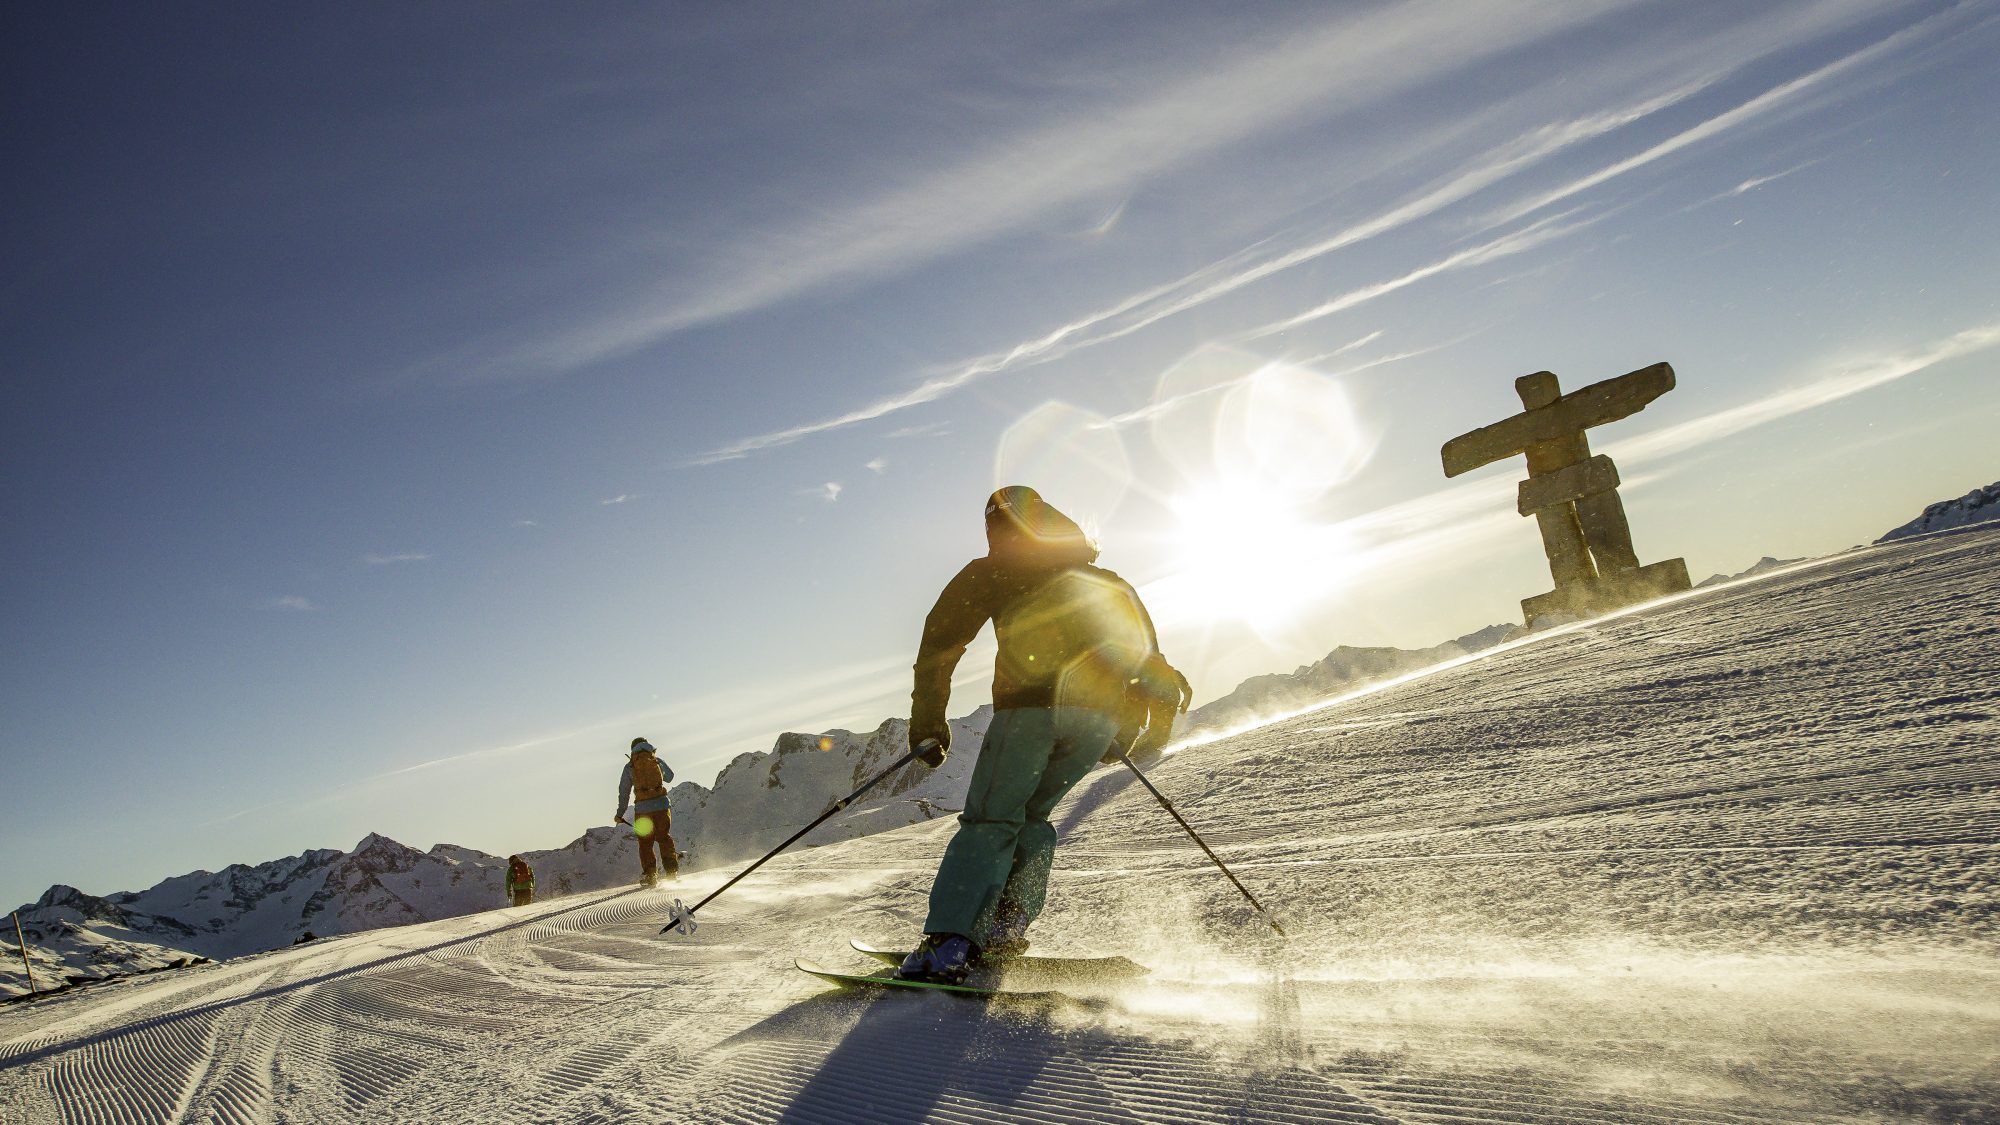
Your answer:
[1531,503,1595,590]
[1575,490,1642,573]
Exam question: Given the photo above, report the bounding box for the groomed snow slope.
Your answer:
[2,524,1996,1124]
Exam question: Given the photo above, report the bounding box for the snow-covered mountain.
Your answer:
[1695,555,1800,587]
[1180,622,1524,736]
[665,708,995,868]
[1878,478,2000,540]
[8,837,515,992]
[3,710,997,996]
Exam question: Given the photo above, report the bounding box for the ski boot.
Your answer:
[979,901,1031,962]
[895,933,978,984]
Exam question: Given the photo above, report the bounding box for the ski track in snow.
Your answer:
[3,526,1998,1122]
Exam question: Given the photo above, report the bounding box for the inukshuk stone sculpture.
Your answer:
[1441,362,1691,624]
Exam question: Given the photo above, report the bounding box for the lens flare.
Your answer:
[995,401,1133,531]
[1149,345,1259,485]
[1141,346,1377,634]
[1212,360,1372,504]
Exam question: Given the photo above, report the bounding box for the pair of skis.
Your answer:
[797,939,1147,999]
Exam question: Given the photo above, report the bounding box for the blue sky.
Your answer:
[5,1,1997,912]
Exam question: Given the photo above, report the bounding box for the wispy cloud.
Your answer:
[1240,210,1596,340]
[599,493,640,506]
[1608,322,2000,466]
[1325,331,1385,358]
[1037,1,1908,376]
[362,552,431,565]
[684,369,978,465]
[683,63,1740,464]
[1095,382,1232,431]
[260,595,316,612]
[682,135,1620,465]
[804,481,844,502]
[1072,200,1128,239]
[1725,159,1826,197]
[865,458,889,474]
[1479,7,1962,231]
[1297,326,1490,372]
[516,0,1640,378]
[1088,329,1469,440]
[1685,155,1833,211]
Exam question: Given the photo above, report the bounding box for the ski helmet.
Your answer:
[984,485,1096,563]
[985,485,1041,521]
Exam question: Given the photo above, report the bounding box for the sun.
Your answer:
[1155,484,1353,630]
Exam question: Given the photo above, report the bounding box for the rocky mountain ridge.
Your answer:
[1877,479,2000,541]
[4,710,995,996]
[1179,622,1525,736]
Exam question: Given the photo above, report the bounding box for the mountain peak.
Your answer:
[1878,480,2000,542]
[353,831,401,850]
[36,884,89,909]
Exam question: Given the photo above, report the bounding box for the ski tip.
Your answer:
[797,959,897,981]
[796,960,849,985]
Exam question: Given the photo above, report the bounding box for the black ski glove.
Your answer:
[911,723,950,767]
[1126,696,1178,758]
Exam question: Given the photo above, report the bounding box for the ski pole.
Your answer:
[1112,747,1286,938]
[661,743,929,935]
[12,911,35,994]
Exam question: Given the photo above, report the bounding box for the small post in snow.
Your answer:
[11,911,36,995]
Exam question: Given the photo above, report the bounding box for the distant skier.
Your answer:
[617,737,679,886]
[506,854,535,907]
[897,485,1189,983]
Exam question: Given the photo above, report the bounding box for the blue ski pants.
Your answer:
[923,706,1121,942]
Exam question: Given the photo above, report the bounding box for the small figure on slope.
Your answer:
[617,737,679,886]
[897,485,1188,984]
[505,854,535,907]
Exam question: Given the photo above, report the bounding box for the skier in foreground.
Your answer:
[617,737,679,886]
[897,485,1189,983]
